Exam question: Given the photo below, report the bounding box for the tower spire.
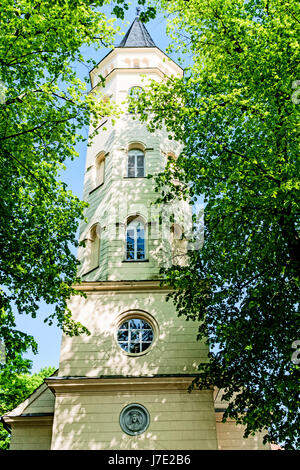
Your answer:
[118,13,156,48]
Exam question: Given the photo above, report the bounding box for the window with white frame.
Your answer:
[126,218,145,260]
[117,318,154,354]
[127,149,145,178]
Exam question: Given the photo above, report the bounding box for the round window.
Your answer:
[117,318,154,354]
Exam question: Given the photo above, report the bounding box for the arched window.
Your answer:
[128,86,143,114]
[126,218,145,260]
[127,149,145,178]
[88,224,100,271]
[95,152,105,187]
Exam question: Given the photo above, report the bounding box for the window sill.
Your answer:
[122,259,149,263]
[89,182,104,195]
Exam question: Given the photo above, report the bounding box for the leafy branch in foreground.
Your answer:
[0,0,156,372]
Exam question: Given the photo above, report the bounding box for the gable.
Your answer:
[3,370,57,418]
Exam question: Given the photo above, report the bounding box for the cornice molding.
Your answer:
[45,375,203,395]
[72,280,172,293]
[89,46,183,82]
[3,414,53,427]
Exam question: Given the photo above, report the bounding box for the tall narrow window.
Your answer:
[126,219,145,260]
[95,152,105,187]
[127,149,145,178]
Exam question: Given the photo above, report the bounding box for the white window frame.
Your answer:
[117,318,154,354]
[126,219,146,260]
[127,149,145,178]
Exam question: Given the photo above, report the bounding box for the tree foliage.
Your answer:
[0,365,56,450]
[0,1,156,373]
[137,0,300,449]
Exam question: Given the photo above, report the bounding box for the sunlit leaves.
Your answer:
[0,0,157,373]
[0,365,56,449]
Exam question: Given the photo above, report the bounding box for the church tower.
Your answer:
[2,13,270,451]
[46,14,218,450]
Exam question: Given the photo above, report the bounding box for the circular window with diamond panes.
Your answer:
[117,317,154,355]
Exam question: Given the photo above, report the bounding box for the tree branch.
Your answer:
[0,114,76,142]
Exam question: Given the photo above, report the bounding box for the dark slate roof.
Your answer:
[118,17,156,48]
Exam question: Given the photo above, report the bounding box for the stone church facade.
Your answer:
[2,15,269,451]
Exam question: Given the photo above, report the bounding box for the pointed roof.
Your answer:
[88,11,183,86]
[118,16,156,48]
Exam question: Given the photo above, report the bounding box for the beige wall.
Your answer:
[9,417,53,450]
[50,387,217,450]
[21,387,55,415]
[58,284,208,378]
[216,413,270,450]
[53,281,218,450]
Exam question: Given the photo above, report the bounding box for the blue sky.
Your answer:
[15,2,186,374]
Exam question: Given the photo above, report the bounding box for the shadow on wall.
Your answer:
[77,114,195,281]
[59,290,208,378]
[52,388,217,450]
